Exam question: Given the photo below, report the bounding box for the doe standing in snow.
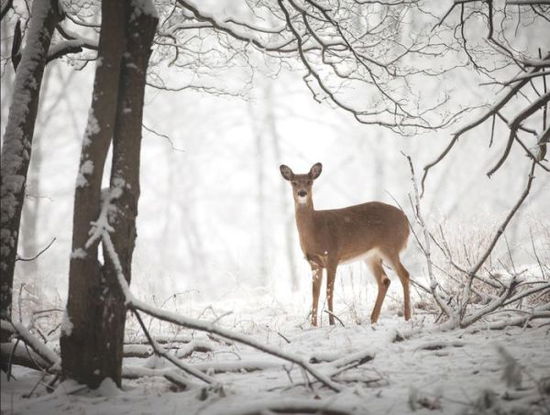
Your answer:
[280,162,411,326]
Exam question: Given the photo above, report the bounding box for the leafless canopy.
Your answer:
[5,1,546,144]
[421,0,549,191]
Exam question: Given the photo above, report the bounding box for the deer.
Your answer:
[280,162,411,327]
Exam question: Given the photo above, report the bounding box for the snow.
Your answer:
[83,109,100,146]
[1,295,549,414]
[70,248,87,259]
[75,160,94,188]
[60,309,73,337]
[96,378,119,398]
[131,0,158,19]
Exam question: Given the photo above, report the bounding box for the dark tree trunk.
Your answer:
[0,0,61,331]
[60,0,157,388]
[101,6,158,386]
[60,1,128,388]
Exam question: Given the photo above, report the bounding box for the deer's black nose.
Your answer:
[298,190,307,197]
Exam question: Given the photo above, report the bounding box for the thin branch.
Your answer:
[421,53,550,195]
[131,308,217,385]
[460,160,537,322]
[1,0,13,21]
[487,92,550,177]
[16,237,56,262]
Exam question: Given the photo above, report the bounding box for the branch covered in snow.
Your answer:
[0,319,60,372]
[130,308,217,385]
[199,397,368,415]
[122,365,200,390]
[484,304,550,330]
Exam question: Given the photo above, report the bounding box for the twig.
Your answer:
[277,331,291,344]
[16,238,56,262]
[131,309,217,385]
[324,310,345,327]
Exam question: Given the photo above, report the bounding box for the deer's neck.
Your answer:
[294,199,315,235]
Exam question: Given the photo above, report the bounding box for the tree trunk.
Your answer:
[0,0,61,330]
[60,0,128,388]
[101,4,158,387]
[60,0,158,388]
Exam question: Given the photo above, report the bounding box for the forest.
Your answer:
[0,0,549,414]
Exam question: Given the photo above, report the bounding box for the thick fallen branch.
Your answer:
[191,359,280,374]
[324,349,376,378]
[126,334,194,345]
[123,344,154,358]
[485,304,550,330]
[1,341,48,371]
[122,366,199,390]
[123,338,213,358]
[1,319,59,371]
[200,397,367,415]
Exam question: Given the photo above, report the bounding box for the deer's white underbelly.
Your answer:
[340,248,381,265]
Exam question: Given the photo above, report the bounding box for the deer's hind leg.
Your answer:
[366,256,391,324]
[386,254,411,321]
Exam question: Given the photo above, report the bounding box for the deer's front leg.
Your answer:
[311,264,323,326]
[326,261,337,325]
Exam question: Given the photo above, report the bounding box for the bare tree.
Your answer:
[0,0,63,335]
[60,0,158,388]
[0,0,98,336]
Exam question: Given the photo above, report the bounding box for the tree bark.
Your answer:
[61,0,157,388]
[60,0,128,388]
[101,4,158,387]
[0,0,61,331]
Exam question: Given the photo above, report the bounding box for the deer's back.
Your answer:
[306,201,409,264]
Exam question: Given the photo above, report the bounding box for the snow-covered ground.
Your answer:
[2,292,549,415]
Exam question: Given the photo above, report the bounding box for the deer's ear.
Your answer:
[280,164,294,181]
[309,162,322,179]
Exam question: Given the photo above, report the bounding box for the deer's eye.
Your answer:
[291,181,297,186]
[307,180,312,185]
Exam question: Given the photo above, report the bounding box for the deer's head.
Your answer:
[280,162,322,205]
